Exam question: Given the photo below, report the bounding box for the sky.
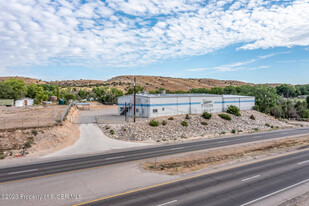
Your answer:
[0,0,309,84]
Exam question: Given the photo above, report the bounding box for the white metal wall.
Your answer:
[118,95,255,118]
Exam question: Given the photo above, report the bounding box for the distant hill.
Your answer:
[0,75,258,91]
[49,79,105,87]
[105,75,253,92]
[0,76,45,84]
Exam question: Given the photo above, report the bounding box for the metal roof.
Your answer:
[120,93,253,98]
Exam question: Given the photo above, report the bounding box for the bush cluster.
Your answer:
[201,121,208,125]
[162,120,167,126]
[227,105,241,116]
[202,112,212,119]
[149,119,160,127]
[168,117,174,120]
[181,121,188,127]
[218,113,232,120]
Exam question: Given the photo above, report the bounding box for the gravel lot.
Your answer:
[100,110,294,142]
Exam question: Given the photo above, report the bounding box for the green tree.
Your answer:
[125,85,144,95]
[276,84,300,98]
[26,83,38,99]
[0,78,27,100]
[78,89,89,99]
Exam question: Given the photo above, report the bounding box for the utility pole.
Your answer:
[264,94,267,114]
[133,77,136,123]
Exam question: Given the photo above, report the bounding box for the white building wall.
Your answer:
[118,95,255,118]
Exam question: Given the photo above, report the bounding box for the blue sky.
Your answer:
[1,0,309,84]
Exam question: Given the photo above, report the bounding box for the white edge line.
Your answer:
[8,169,39,175]
[157,200,178,206]
[297,160,309,165]
[169,147,185,151]
[240,178,309,206]
[104,156,125,160]
[241,175,260,182]
[217,141,229,143]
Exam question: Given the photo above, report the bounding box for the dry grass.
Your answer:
[143,136,309,175]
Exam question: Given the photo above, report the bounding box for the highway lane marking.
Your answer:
[157,200,177,206]
[297,160,309,165]
[8,169,38,175]
[217,141,229,143]
[240,178,309,206]
[241,175,260,182]
[104,156,125,160]
[73,148,309,206]
[169,147,185,151]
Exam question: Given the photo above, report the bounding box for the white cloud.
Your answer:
[0,0,309,71]
[187,52,283,72]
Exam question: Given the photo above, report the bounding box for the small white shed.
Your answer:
[15,98,34,107]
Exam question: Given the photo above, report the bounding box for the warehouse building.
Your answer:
[118,93,255,118]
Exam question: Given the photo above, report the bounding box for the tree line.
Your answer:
[0,78,123,105]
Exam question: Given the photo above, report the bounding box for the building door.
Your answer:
[24,100,27,106]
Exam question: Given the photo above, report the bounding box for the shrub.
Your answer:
[185,114,191,119]
[181,135,187,139]
[156,139,161,142]
[265,123,270,127]
[231,129,236,134]
[110,130,115,135]
[220,131,226,135]
[202,112,212,119]
[201,121,208,125]
[31,130,38,136]
[0,155,5,160]
[303,109,309,119]
[162,138,167,141]
[227,105,241,116]
[218,114,232,120]
[181,121,188,127]
[24,141,31,148]
[162,120,167,126]
[238,130,243,133]
[250,115,256,120]
[271,125,274,128]
[253,128,259,132]
[168,117,174,120]
[149,119,159,127]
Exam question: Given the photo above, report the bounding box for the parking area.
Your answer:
[77,104,146,124]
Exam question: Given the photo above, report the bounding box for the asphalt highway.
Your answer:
[0,127,309,184]
[77,149,309,206]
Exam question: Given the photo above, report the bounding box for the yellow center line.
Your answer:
[73,147,309,206]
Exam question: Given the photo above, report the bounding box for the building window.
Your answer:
[153,109,158,113]
[136,109,139,112]
[162,108,165,111]
[120,107,124,112]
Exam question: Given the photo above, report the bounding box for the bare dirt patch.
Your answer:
[0,105,66,130]
[142,136,309,175]
[0,106,80,159]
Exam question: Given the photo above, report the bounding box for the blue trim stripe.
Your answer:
[118,100,255,107]
[214,100,255,104]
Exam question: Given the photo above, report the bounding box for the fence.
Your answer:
[0,116,58,130]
